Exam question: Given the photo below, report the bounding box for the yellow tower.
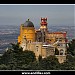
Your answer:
[18,19,35,44]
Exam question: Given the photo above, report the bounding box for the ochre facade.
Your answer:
[18,18,67,63]
[18,25,35,44]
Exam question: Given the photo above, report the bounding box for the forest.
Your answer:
[0,39,75,70]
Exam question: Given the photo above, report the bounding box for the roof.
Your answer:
[24,19,34,27]
[48,31,67,34]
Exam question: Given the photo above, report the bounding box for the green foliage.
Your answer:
[38,55,42,61]
[58,39,75,70]
[67,40,75,56]
[29,56,60,70]
[38,56,60,70]
[10,43,23,53]
[21,64,32,70]
[0,39,75,70]
[29,61,43,70]
[0,64,7,70]
[0,43,36,70]
[59,45,75,70]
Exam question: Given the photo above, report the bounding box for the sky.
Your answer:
[0,4,74,26]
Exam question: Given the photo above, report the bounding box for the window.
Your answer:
[36,46,39,51]
[55,48,59,55]
[57,44,60,46]
[59,38,62,42]
[60,49,64,55]
[57,44,63,46]
[36,48,38,51]
[59,39,62,42]
[50,40,51,41]
[29,40,31,43]
[36,46,38,47]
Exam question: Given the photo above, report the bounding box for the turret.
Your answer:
[40,17,48,31]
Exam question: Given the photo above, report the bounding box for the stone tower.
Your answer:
[40,18,48,42]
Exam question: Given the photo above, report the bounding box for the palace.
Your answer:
[18,18,67,63]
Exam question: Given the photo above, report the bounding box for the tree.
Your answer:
[0,64,7,70]
[38,56,60,70]
[0,43,36,70]
[16,50,36,65]
[67,39,75,56]
[10,43,23,53]
[59,53,75,70]
[28,61,43,70]
[38,55,42,62]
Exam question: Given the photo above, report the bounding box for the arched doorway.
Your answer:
[55,48,59,55]
[60,49,64,55]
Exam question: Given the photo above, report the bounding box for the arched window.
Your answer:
[36,46,39,51]
[60,49,64,55]
[55,48,59,55]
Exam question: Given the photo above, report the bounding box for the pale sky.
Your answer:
[0,4,74,26]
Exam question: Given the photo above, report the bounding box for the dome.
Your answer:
[24,19,34,27]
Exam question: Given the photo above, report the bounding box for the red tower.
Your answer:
[40,17,48,31]
[40,17,47,26]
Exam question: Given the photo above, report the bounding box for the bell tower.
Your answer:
[40,17,48,32]
[39,17,48,42]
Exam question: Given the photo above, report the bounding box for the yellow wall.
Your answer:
[18,36,21,43]
[46,33,65,44]
[23,27,35,42]
[18,24,24,44]
[18,25,35,44]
